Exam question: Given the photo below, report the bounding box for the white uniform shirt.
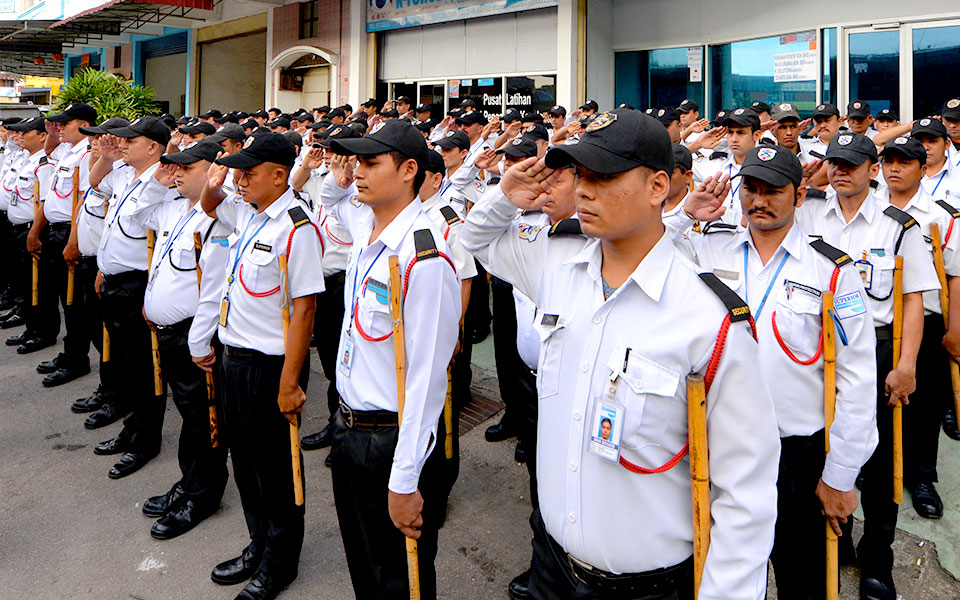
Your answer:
[419,189,477,279]
[447,136,491,193]
[45,140,91,223]
[462,187,780,598]
[9,149,52,226]
[96,162,170,275]
[188,206,233,358]
[513,211,551,371]
[677,222,878,491]
[1,147,25,213]
[438,171,479,219]
[694,155,744,227]
[77,160,125,257]
[799,136,829,158]
[319,174,460,495]
[214,187,325,356]
[303,170,352,276]
[796,192,940,326]
[920,163,960,201]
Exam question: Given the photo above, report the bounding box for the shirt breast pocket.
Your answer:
[870,255,895,297]
[773,294,822,356]
[614,353,681,451]
[536,320,565,398]
[170,235,197,271]
[356,287,393,339]
[241,247,281,296]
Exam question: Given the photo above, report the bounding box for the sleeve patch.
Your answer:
[834,290,867,320]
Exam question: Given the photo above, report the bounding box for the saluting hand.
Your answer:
[474,148,499,170]
[99,134,121,160]
[388,489,424,539]
[697,126,727,150]
[207,154,229,190]
[302,145,324,170]
[154,162,177,187]
[277,381,307,424]
[501,157,562,212]
[799,158,823,188]
[816,479,858,536]
[504,120,522,138]
[330,154,355,189]
[685,172,732,222]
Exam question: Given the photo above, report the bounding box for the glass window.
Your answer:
[847,30,899,116]
[710,31,818,116]
[821,28,837,106]
[614,47,704,111]
[299,0,318,40]
[448,78,503,119]
[506,75,556,115]
[913,25,960,118]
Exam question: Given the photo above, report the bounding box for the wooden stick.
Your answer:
[822,292,839,600]
[444,365,454,460]
[147,230,163,397]
[102,324,110,362]
[929,224,960,419]
[194,231,218,449]
[687,372,708,599]
[279,253,304,507]
[31,178,39,307]
[389,254,421,600]
[66,167,79,305]
[893,255,904,505]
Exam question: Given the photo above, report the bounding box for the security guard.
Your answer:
[201,132,323,600]
[874,109,900,135]
[0,117,25,324]
[912,118,960,200]
[694,108,764,227]
[678,99,707,146]
[319,120,460,600]
[799,103,842,158]
[679,144,878,599]
[847,101,878,139]
[942,99,960,171]
[462,108,780,600]
[770,103,816,164]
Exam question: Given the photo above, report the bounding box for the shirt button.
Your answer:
[569,462,577,471]
[592,315,602,324]
[757,273,766,281]
[581,363,590,372]
[567,513,576,523]
[573,411,581,421]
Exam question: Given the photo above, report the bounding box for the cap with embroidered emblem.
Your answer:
[161,139,222,165]
[317,124,361,149]
[497,137,538,159]
[109,116,172,146]
[656,108,680,126]
[179,121,217,136]
[875,108,899,122]
[678,99,699,114]
[46,103,97,125]
[7,116,46,132]
[579,99,599,112]
[912,117,948,139]
[521,123,549,142]
[750,101,771,115]
[721,108,761,130]
[812,103,840,119]
[942,99,960,120]
[455,111,488,126]
[547,105,566,117]
[825,132,878,166]
[734,144,803,188]
[215,131,297,169]
[328,119,430,171]
[879,136,927,164]
[770,103,800,122]
[847,100,871,119]
[672,143,692,172]
[433,130,470,151]
[79,117,130,136]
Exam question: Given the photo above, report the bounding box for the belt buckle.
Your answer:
[340,401,355,428]
[566,554,596,586]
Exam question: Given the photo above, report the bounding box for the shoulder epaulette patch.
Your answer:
[169,184,178,189]
[548,218,582,237]
[810,239,853,267]
[882,205,918,229]
[702,222,738,235]
[710,151,728,160]
[287,205,310,228]
[38,156,47,165]
[935,199,960,219]
[869,179,879,190]
[805,187,827,200]
[488,176,501,186]
[438,205,460,225]
[758,137,777,146]
[414,229,439,260]
[698,272,751,323]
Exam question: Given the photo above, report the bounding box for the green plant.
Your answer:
[52,69,157,121]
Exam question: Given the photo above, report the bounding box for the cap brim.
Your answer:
[735,165,794,188]
[329,137,396,156]
[110,126,141,139]
[46,113,75,123]
[879,146,923,162]
[545,141,640,175]
[216,152,262,169]
[498,147,536,159]
[160,151,206,165]
[942,110,960,119]
[848,111,871,119]
[721,117,753,128]
[825,149,870,166]
[78,126,107,136]
[433,139,466,150]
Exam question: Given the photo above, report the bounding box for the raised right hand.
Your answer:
[501,157,562,211]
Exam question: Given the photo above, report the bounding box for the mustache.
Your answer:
[748,207,774,217]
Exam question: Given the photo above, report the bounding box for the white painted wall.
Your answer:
[585,0,613,110]
[198,31,267,113]
[145,53,187,115]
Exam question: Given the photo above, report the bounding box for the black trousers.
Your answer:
[313,271,346,424]
[102,271,162,455]
[221,349,308,577]
[31,222,70,344]
[528,510,694,600]
[491,276,539,433]
[77,256,119,402]
[0,210,12,293]
[465,260,490,338]
[769,430,828,600]
[904,313,950,486]
[10,222,32,324]
[156,320,228,509]
[330,410,454,600]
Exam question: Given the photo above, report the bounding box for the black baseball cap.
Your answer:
[415,104,431,114]
[434,130,470,151]
[1,117,22,126]
[545,109,673,175]
[160,139,222,165]
[459,99,476,108]
[617,103,635,110]
[547,105,566,117]
[712,109,732,126]
[735,145,803,188]
[329,119,430,171]
[847,100,871,119]
[579,99,599,112]
[875,108,898,122]
[179,121,217,136]
[317,124,361,149]
[216,132,297,169]
[292,112,315,123]
[207,123,246,144]
[110,116,171,146]
[251,109,269,119]
[240,119,259,131]
[395,96,412,105]
[379,109,400,119]
[943,98,960,120]
[750,101,771,115]
[521,112,544,125]
[456,111,488,126]
[265,117,291,129]
[309,119,333,130]
[199,109,223,119]
[770,103,800,122]
[79,117,130,136]
[497,136,538,159]
[656,107,681,126]
[812,103,840,119]
[175,116,191,125]
[347,121,368,135]
[282,130,303,149]
[825,133,878,166]
[327,108,346,120]
[47,103,97,125]
[879,136,927,163]
[447,108,465,119]
[8,116,46,132]
[672,143,692,172]
[721,108,761,130]
[425,150,445,175]
[521,123,549,142]
[216,113,240,125]
[314,105,331,114]
[677,99,699,114]
[360,98,378,108]
[911,117,948,140]
[414,121,432,135]
[502,108,522,123]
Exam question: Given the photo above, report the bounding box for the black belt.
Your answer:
[224,345,282,361]
[339,399,398,429]
[875,325,893,342]
[103,270,147,285]
[324,270,346,288]
[47,221,71,231]
[11,222,31,233]
[155,317,193,334]
[79,256,97,266]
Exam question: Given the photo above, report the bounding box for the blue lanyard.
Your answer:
[349,243,388,324]
[227,213,270,285]
[108,179,142,227]
[929,170,947,197]
[439,177,453,197]
[743,246,789,320]
[157,208,197,266]
[729,164,741,206]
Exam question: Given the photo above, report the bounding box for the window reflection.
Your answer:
[822,28,837,106]
[913,25,960,118]
[614,47,704,111]
[848,30,899,116]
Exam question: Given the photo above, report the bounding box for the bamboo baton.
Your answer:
[194,231,218,448]
[147,230,163,397]
[66,167,79,305]
[279,253,305,507]
[687,372,708,599]
[31,178,39,307]
[389,254,421,600]
[929,223,960,419]
[822,292,839,600]
[444,365,454,460]
[892,255,904,505]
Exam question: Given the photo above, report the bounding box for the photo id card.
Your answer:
[588,400,625,463]
[339,331,355,376]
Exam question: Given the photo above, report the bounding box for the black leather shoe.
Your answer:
[324,453,332,468]
[944,408,960,441]
[17,337,56,354]
[42,363,90,387]
[0,297,13,311]
[470,326,490,345]
[151,500,215,540]
[911,482,944,519]
[84,402,122,429]
[860,574,896,600]
[5,332,28,345]
[108,451,157,479]
[485,421,517,443]
[508,569,531,600]
[71,388,104,413]
[514,438,528,464]
[37,352,65,374]
[0,314,25,329]
[235,571,296,600]
[143,482,185,517]
[212,545,262,585]
[300,425,332,450]
[94,436,128,456]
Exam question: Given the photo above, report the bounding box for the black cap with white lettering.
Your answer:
[545,109,673,175]
[735,145,803,188]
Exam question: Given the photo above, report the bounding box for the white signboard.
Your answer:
[773,50,818,83]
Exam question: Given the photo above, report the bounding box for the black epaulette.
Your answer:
[169,184,178,190]
[805,187,827,200]
[548,218,582,237]
[935,199,960,219]
[701,222,738,235]
[882,205,918,230]
[438,205,460,225]
[709,151,728,160]
[869,179,879,190]
[809,239,853,267]
[698,272,751,323]
[800,134,813,139]
[414,229,439,260]
[758,137,777,146]
[287,205,311,228]
[488,176,501,186]
[38,156,48,165]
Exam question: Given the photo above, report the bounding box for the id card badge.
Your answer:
[146,269,157,291]
[9,191,16,207]
[339,330,355,376]
[588,397,625,463]
[854,260,874,291]
[219,297,230,327]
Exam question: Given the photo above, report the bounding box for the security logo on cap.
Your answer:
[585,112,617,133]
[757,147,777,161]
[853,102,862,109]
[920,118,931,126]
[243,136,255,149]
[838,134,853,146]
[371,121,386,134]
[948,99,960,109]
[525,124,537,133]
[894,137,909,145]
[779,103,791,111]
[331,127,343,136]
[512,137,525,146]
[734,108,745,115]
[658,109,665,117]
[817,104,825,111]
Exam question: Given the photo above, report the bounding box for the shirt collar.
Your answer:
[733,219,804,260]
[901,187,931,213]
[262,186,296,221]
[419,189,441,212]
[71,139,87,155]
[824,190,880,224]
[565,230,675,303]
[375,198,422,252]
